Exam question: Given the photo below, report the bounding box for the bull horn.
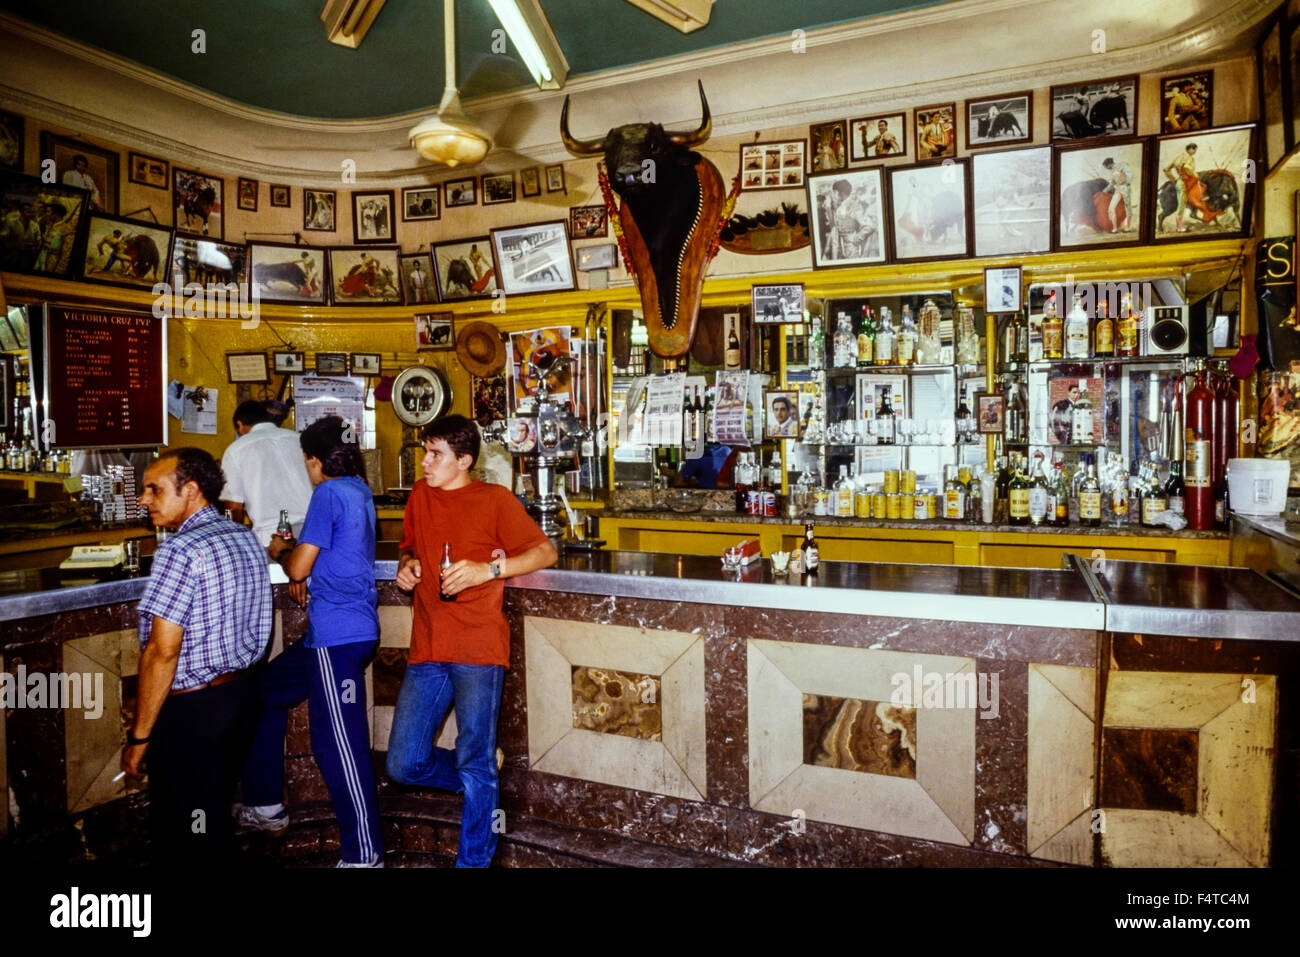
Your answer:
[560,96,605,156]
[666,80,711,148]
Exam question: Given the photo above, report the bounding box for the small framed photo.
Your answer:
[415,312,454,351]
[1050,76,1138,140]
[914,104,956,160]
[490,220,575,295]
[809,120,848,172]
[482,172,515,205]
[315,352,348,376]
[352,189,395,243]
[172,167,223,237]
[128,151,169,189]
[984,265,1023,314]
[79,213,175,289]
[764,389,802,439]
[1259,20,1288,170]
[1150,124,1254,242]
[570,204,608,238]
[752,283,805,323]
[575,243,617,271]
[270,184,291,207]
[806,168,888,268]
[401,185,440,221]
[399,252,437,304]
[520,167,541,197]
[972,145,1051,256]
[445,176,477,207]
[328,245,402,304]
[236,177,258,212]
[544,164,566,193]
[247,241,328,306]
[1160,71,1213,133]
[303,188,336,231]
[507,416,537,453]
[1054,138,1147,249]
[432,236,497,300]
[741,140,805,191]
[226,352,270,384]
[889,159,970,262]
[41,132,118,212]
[849,113,906,161]
[272,351,305,374]
[351,352,381,376]
[976,392,1005,433]
[965,92,1032,149]
[0,110,22,170]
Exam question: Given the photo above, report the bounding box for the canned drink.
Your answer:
[762,490,776,516]
[901,470,917,494]
[884,470,900,494]
[886,494,902,520]
[872,492,887,517]
[813,490,831,515]
[854,490,871,517]
[913,495,929,520]
[747,490,760,514]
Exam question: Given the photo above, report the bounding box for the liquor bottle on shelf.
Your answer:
[876,389,896,445]
[1005,379,1028,444]
[1027,452,1050,526]
[833,312,857,369]
[809,315,825,371]
[1164,445,1186,521]
[875,307,896,366]
[966,468,983,524]
[725,323,742,369]
[1042,290,1063,360]
[1093,298,1115,357]
[835,465,853,517]
[1071,379,1095,445]
[1078,459,1103,527]
[1008,455,1031,526]
[995,455,1011,524]
[944,465,966,520]
[683,386,696,446]
[955,388,974,444]
[1050,458,1070,526]
[897,304,917,366]
[1184,364,1215,530]
[857,305,875,366]
[1065,292,1090,359]
[1001,315,1019,368]
[1139,461,1167,527]
[801,522,820,574]
[1117,291,1139,357]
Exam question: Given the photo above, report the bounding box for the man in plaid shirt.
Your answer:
[121,447,272,863]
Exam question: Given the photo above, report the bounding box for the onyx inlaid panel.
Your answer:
[572,666,662,741]
[802,694,917,778]
[1100,727,1199,813]
[372,647,408,708]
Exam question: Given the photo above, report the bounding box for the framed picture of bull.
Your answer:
[888,159,970,262]
[445,177,477,207]
[172,167,224,239]
[246,241,329,306]
[752,283,805,323]
[482,173,515,205]
[415,312,454,352]
[972,145,1052,257]
[489,220,576,296]
[806,167,889,269]
[40,132,118,213]
[0,170,90,277]
[965,92,1032,149]
[741,140,806,191]
[328,245,403,305]
[78,212,174,289]
[272,351,304,374]
[270,184,291,208]
[1050,76,1138,141]
[173,237,247,292]
[401,185,440,221]
[1149,124,1255,243]
[431,236,497,301]
[1053,138,1147,250]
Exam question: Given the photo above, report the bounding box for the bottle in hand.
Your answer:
[276,509,293,540]
[439,541,456,602]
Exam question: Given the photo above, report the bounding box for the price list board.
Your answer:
[42,305,165,448]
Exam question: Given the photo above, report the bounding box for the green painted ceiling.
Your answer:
[1,0,949,118]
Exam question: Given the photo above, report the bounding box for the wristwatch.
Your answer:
[489,561,502,579]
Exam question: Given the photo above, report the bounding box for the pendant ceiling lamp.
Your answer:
[409,0,492,168]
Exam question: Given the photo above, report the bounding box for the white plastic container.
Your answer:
[1226,458,1291,516]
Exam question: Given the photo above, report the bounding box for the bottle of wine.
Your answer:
[966,468,983,524]
[1093,298,1115,357]
[801,522,820,574]
[1050,459,1070,526]
[876,389,896,446]
[897,304,917,366]
[725,323,742,369]
[955,387,974,444]
[857,304,875,366]
[1008,455,1031,526]
[995,455,1011,524]
[1078,460,1103,527]
[439,542,457,602]
[1139,461,1167,527]
[1164,455,1186,520]
[1042,290,1063,360]
[1027,452,1050,526]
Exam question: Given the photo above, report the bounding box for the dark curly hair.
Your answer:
[299,415,365,478]
[421,414,479,468]
[163,447,225,505]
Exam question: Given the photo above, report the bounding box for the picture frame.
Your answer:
[444,176,477,207]
[399,252,437,305]
[520,167,541,198]
[489,220,576,295]
[1053,137,1147,249]
[79,212,175,289]
[0,109,22,170]
[545,164,566,193]
[415,312,454,351]
[1050,76,1139,141]
[328,245,403,304]
[1288,15,1300,151]
[569,204,608,239]
[173,236,248,291]
[401,185,440,221]
[752,283,805,323]
[127,151,169,189]
[303,188,336,231]
[431,236,498,301]
[1160,71,1213,134]
[272,350,305,374]
[976,392,1005,433]
[472,373,508,424]
[40,132,118,213]
[225,352,270,384]
[1150,123,1255,243]
[575,243,617,271]
[314,353,348,376]
[809,120,848,172]
[246,241,329,306]
[1260,18,1289,170]
[914,104,956,160]
[352,189,395,243]
[888,159,970,262]
[236,177,258,212]
[984,265,1023,314]
[764,389,802,440]
[350,352,382,377]
[965,92,1032,149]
[482,172,516,206]
[972,145,1052,257]
[0,170,90,277]
[806,167,889,268]
[741,140,806,191]
[849,113,907,161]
[172,166,224,238]
[270,184,291,208]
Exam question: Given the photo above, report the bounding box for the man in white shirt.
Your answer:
[221,400,314,547]
[60,155,103,211]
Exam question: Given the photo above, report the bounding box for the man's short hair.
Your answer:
[233,399,272,429]
[422,414,480,468]
[772,397,792,412]
[300,415,364,478]
[161,447,224,505]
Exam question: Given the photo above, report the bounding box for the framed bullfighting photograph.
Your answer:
[399,252,437,305]
[401,185,440,221]
[545,164,566,193]
[79,212,174,289]
[236,177,258,212]
[965,92,1032,149]
[1050,76,1138,141]
[1161,71,1213,133]
[889,159,970,262]
[127,151,169,189]
[444,177,476,207]
[0,170,89,278]
[972,145,1052,257]
[570,204,608,239]
[490,220,575,296]
[314,353,347,376]
[806,168,888,269]
[984,265,1023,314]
[173,237,247,292]
[352,189,394,243]
[914,104,956,160]
[0,110,22,170]
[246,241,328,306]
[272,351,305,374]
[431,236,497,301]
[328,245,402,305]
[482,172,515,205]
[303,188,336,231]
[270,184,291,207]
[415,312,454,352]
[810,120,848,172]
[741,140,805,191]
[172,167,224,238]
[1053,138,1147,250]
[752,283,805,324]
[1150,124,1254,243]
[350,353,381,376]
[764,389,802,439]
[850,113,907,161]
[40,132,118,213]
[520,167,541,198]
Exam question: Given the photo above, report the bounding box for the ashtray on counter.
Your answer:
[662,490,704,513]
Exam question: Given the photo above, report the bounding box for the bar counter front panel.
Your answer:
[1,551,1295,867]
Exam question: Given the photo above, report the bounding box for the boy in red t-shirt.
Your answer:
[387,414,556,867]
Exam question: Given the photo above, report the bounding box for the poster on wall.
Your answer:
[713,370,750,446]
[510,327,571,408]
[181,386,218,435]
[293,375,365,437]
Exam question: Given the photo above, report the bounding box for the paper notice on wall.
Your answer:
[644,372,685,446]
[294,375,366,439]
[167,380,186,420]
[713,370,750,446]
[180,385,218,434]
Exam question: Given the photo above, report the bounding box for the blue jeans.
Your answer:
[385,662,505,868]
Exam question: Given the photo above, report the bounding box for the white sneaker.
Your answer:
[336,853,384,868]
[235,804,289,834]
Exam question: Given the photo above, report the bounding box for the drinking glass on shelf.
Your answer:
[925,419,940,444]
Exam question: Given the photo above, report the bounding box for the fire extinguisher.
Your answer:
[1212,369,1239,528]
[1184,362,1215,530]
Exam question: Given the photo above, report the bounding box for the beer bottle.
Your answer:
[439,542,457,602]
[276,509,293,541]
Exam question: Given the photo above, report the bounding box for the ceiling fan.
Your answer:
[408,0,494,168]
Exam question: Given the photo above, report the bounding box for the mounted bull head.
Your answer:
[561,82,725,359]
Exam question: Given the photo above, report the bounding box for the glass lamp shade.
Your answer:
[409,89,492,168]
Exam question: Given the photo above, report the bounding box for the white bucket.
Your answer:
[1226,457,1291,516]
